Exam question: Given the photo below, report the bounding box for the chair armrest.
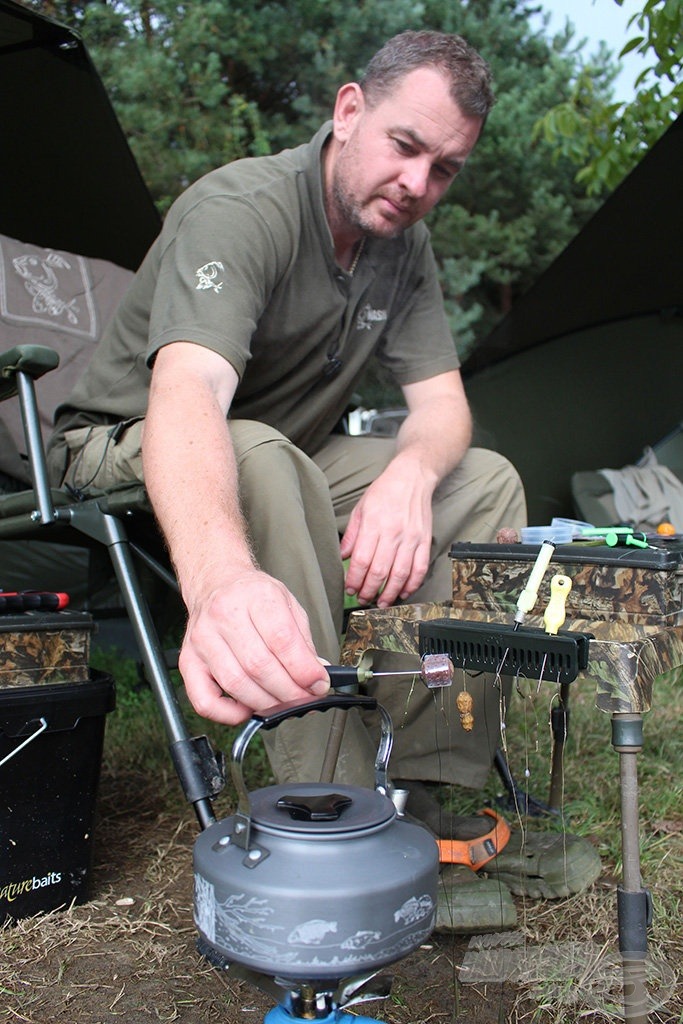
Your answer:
[0,345,60,401]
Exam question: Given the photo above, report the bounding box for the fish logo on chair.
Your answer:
[13,252,80,324]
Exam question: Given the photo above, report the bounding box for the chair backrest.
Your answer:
[0,232,133,485]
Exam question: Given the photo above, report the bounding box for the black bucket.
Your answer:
[0,670,115,922]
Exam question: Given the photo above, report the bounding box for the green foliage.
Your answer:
[534,0,682,197]
[75,0,273,213]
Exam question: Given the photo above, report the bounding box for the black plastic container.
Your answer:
[0,671,115,922]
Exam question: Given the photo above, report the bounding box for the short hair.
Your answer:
[359,30,495,121]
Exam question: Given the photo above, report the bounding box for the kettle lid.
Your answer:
[247,782,396,836]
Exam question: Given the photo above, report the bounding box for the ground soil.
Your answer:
[2,759,680,1024]
[1,766,527,1024]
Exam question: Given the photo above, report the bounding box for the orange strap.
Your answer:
[436,808,511,868]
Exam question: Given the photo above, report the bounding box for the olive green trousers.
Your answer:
[54,419,527,789]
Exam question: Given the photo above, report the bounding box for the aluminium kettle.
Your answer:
[193,692,439,981]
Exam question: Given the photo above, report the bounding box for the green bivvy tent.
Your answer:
[0,0,160,269]
[462,114,683,524]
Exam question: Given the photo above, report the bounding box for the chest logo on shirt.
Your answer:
[195,261,225,293]
[356,303,388,332]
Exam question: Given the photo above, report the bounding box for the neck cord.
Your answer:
[348,237,365,276]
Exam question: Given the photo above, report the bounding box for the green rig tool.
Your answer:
[578,527,650,549]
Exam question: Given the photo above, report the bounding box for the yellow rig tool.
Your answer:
[513,539,556,629]
[544,574,572,635]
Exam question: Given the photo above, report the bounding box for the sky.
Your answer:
[531,0,650,101]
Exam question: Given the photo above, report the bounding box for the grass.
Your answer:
[441,669,683,1023]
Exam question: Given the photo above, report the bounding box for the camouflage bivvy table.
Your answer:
[341,600,682,1024]
[341,601,683,715]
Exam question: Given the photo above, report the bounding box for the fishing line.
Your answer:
[398,673,419,729]
[416,656,513,1022]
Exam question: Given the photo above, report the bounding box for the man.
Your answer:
[49,30,602,927]
[50,28,526,789]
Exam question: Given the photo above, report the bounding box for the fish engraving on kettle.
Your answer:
[193,875,215,940]
[340,930,382,949]
[393,894,434,926]
[288,920,338,945]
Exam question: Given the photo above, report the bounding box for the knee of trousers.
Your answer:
[453,448,527,520]
[231,421,331,504]
[464,447,524,491]
[230,422,342,580]
[485,450,527,523]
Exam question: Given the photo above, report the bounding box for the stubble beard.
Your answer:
[330,154,408,242]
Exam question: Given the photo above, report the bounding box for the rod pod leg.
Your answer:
[612,713,653,1024]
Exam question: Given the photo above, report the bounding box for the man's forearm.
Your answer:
[146,427,255,605]
[142,359,254,606]
[340,372,473,607]
[393,391,472,487]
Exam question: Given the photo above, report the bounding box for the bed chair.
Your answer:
[0,231,540,827]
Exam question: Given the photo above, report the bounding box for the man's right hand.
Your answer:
[177,568,331,725]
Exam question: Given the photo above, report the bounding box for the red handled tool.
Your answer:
[0,590,70,613]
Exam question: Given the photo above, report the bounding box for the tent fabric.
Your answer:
[0,0,161,270]
[464,114,683,377]
[463,115,683,523]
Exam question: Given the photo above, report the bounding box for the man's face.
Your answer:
[328,66,483,240]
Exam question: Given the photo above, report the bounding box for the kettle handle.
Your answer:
[230,694,394,851]
[251,691,378,729]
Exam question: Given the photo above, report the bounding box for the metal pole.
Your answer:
[17,372,57,525]
[68,502,217,830]
[612,713,652,1024]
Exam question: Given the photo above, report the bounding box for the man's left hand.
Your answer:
[340,458,433,607]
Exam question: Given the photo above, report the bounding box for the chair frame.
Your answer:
[0,344,221,829]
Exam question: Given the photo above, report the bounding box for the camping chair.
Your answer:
[0,344,222,829]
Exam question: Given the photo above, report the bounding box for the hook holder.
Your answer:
[418,618,593,685]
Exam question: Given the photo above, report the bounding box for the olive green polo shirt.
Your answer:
[52,123,459,458]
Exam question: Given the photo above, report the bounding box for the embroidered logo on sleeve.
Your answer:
[195,261,225,293]
[356,303,388,332]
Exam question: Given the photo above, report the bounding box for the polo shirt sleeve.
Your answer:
[146,194,291,377]
[377,231,461,386]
